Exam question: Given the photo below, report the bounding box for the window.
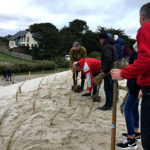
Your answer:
[27,37,29,42]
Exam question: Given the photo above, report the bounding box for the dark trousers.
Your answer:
[7,75,12,81]
[104,74,113,107]
[93,72,101,95]
[73,71,85,85]
[141,86,150,150]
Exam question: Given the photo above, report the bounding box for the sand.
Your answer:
[0,73,51,87]
[0,71,143,150]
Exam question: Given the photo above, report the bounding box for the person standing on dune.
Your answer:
[111,2,150,150]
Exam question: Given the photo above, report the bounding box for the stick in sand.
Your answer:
[12,74,14,84]
[75,70,77,85]
[28,71,31,80]
[111,61,118,150]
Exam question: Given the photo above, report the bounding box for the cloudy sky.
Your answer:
[0,0,149,38]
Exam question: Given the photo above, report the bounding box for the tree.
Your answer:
[97,26,136,49]
[29,23,60,59]
[68,19,89,37]
[81,30,101,55]
[59,26,78,55]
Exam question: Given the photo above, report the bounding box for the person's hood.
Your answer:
[104,37,115,45]
[133,42,138,52]
[114,35,119,41]
[78,58,85,68]
[116,38,125,45]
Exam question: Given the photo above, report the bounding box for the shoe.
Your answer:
[122,133,141,142]
[98,105,112,110]
[117,138,137,149]
[82,93,91,96]
[80,87,84,92]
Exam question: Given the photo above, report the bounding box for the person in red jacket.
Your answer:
[73,58,101,98]
[111,2,150,150]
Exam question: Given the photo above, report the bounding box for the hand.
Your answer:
[111,69,123,80]
[103,73,107,77]
[86,90,91,94]
[71,68,74,73]
[138,90,142,99]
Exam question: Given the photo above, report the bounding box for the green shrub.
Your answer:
[0,60,57,74]
[54,57,69,68]
[88,51,101,60]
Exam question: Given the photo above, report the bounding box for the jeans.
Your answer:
[141,86,150,150]
[123,93,139,136]
[104,74,113,107]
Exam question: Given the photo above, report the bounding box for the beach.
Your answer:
[0,71,142,150]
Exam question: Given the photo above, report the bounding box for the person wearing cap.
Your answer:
[98,32,118,110]
[111,2,150,150]
[69,42,87,91]
[73,58,101,101]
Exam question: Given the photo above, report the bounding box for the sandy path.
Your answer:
[0,71,143,150]
[0,73,50,87]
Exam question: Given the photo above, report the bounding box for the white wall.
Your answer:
[9,40,17,49]
[25,32,38,49]
[9,32,38,49]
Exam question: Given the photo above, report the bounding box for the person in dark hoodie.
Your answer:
[114,35,125,61]
[7,69,12,81]
[117,42,141,149]
[98,32,118,110]
[2,69,7,81]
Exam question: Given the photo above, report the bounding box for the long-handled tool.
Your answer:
[75,70,77,85]
[111,61,118,150]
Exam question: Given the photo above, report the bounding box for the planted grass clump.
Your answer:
[71,85,81,93]
[82,100,94,118]
[32,77,44,112]
[6,120,26,150]
[69,93,74,106]
[50,104,65,126]
[15,81,26,102]
[0,105,12,127]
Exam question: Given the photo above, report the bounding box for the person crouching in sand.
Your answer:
[73,58,101,102]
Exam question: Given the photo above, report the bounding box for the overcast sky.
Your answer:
[0,0,149,38]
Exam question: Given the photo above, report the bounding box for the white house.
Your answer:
[9,31,38,49]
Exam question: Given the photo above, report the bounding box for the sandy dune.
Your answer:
[0,71,143,150]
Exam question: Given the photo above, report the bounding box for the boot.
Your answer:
[80,79,85,92]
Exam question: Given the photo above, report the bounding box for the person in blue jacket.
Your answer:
[114,35,125,61]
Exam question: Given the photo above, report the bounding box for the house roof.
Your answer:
[9,31,28,40]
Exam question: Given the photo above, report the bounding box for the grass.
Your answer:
[50,104,66,126]
[0,52,59,75]
[0,105,11,127]
[6,120,26,150]
[32,77,44,112]
[15,81,26,102]
[13,68,68,76]
[69,93,73,106]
